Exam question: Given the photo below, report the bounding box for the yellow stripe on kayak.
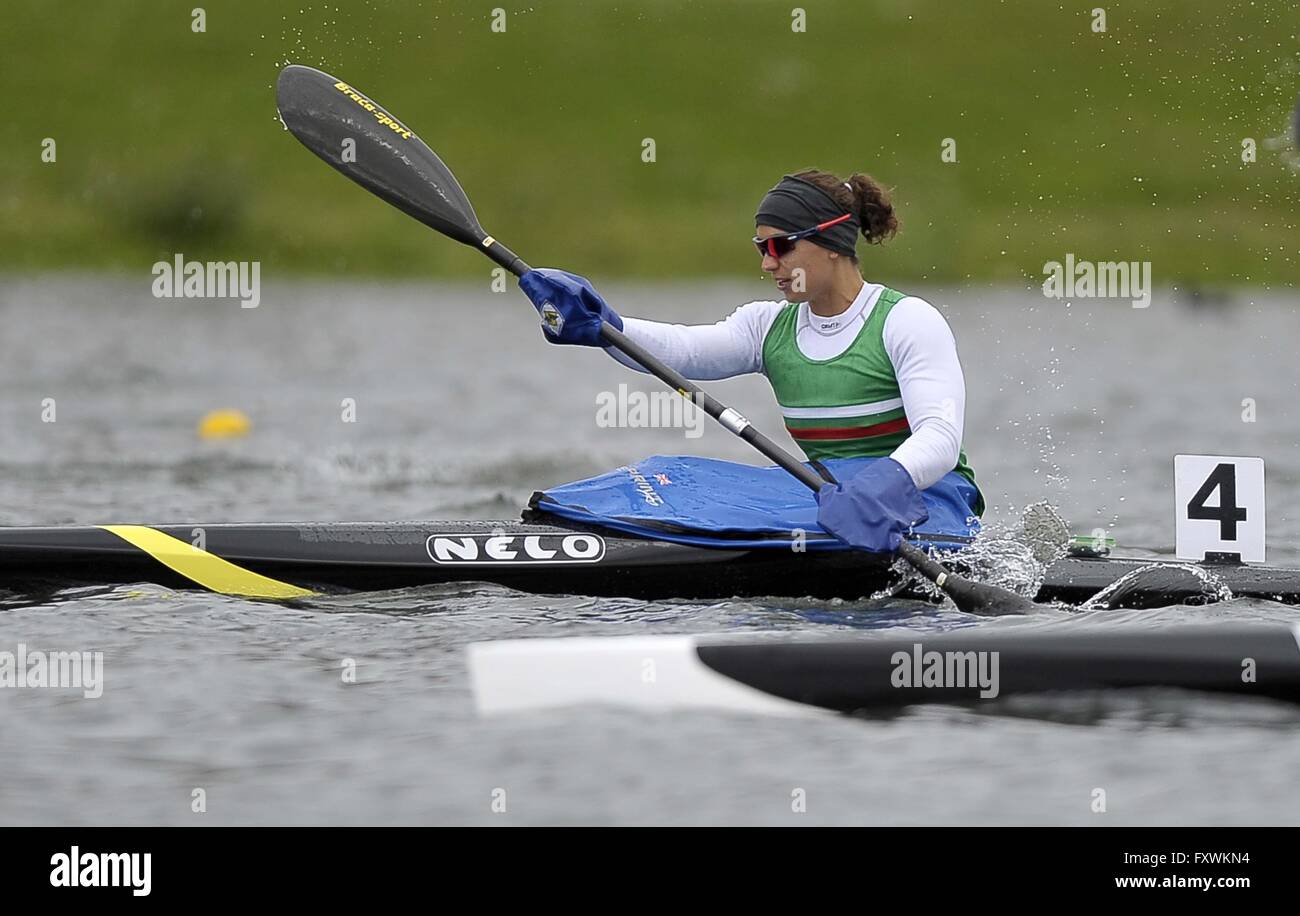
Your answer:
[98,525,316,599]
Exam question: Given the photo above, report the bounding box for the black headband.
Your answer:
[754,175,859,255]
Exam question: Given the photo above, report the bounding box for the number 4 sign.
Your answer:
[1174,455,1266,562]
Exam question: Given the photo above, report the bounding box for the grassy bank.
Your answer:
[3,0,1297,285]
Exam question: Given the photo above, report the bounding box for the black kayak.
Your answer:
[2,518,1300,606]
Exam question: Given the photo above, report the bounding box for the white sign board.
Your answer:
[1173,455,1265,562]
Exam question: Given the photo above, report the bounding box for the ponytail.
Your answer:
[791,168,900,246]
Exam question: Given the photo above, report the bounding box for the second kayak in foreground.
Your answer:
[469,624,1300,716]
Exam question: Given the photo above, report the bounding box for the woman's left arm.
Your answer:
[882,297,967,490]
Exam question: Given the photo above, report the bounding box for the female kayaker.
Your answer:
[517,170,981,554]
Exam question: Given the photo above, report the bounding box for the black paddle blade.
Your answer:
[276,64,483,247]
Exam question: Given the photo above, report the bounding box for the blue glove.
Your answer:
[518,268,623,346]
[816,458,929,553]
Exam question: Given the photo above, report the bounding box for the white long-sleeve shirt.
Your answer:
[606,281,968,491]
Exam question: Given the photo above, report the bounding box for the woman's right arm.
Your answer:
[606,300,783,381]
[517,268,781,381]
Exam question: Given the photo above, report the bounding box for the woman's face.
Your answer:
[755,224,835,300]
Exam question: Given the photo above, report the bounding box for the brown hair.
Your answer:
[791,169,899,247]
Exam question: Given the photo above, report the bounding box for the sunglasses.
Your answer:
[753,213,853,258]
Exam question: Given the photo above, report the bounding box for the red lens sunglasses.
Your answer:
[753,213,853,258]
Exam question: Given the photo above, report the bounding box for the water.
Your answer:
[1,276,1298,825]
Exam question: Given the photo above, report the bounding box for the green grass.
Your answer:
[2,0,1297,284]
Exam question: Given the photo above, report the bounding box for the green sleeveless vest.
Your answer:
[761,287,979,500]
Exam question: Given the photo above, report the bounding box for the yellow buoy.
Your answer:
[198,408,252,440]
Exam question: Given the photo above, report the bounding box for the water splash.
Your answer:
[1081,563,1234,611]
[895,502,1071,605]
